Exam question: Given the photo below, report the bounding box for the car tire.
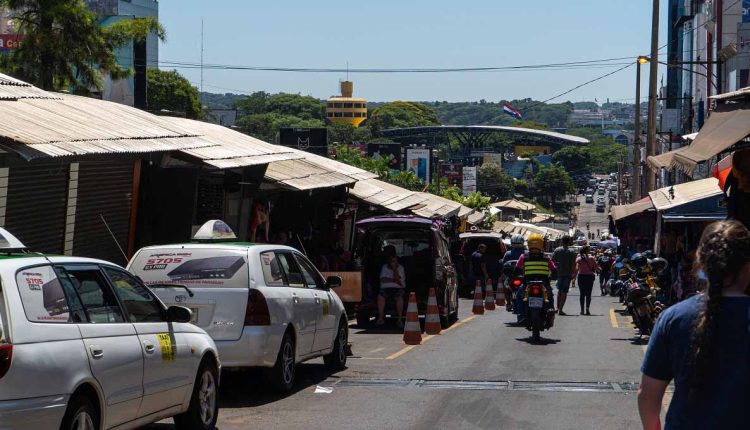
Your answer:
[265,332,296,394]
[174,358,219,430]
[60,393,100,430]
[323,320,348,370]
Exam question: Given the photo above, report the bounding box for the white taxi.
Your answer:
[0,229,220,430]
[128,221,349,394]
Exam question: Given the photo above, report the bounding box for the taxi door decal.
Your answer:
[157,333,176,362]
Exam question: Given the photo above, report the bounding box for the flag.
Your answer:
[502,102,522,120]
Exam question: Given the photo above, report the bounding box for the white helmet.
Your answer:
[511,234,524,248]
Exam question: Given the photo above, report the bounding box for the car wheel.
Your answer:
[174,358,219,430]
[265,332,296,394]
[323,320,348,370]
[61,394,100,430]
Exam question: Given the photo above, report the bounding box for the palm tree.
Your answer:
[0,0,165,92]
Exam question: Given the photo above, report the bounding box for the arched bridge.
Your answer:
[381,125,589,156]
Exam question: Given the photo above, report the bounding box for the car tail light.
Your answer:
[532,286,541,295]
[0,344,11,379]
[244,289,271,326]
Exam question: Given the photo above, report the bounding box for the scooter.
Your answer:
[523,280,556,342]
[625,258,669,336]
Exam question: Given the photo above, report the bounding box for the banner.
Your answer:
[367,143,402,171]
[462,166,477,196]
[440,163,463,188]
[406,148,431,183]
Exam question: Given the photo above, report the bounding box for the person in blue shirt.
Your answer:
[638,220,750,430]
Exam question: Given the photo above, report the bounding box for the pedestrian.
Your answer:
[470,244,488,287]
[597,250,613,294]
[572,245,598,315]
[377,255,406,327]
[724,149,750,229]
[552,235,577,315]
[638,220,750,429]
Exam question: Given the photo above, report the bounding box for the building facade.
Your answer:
[326,81,368,127]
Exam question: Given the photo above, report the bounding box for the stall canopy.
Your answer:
[648,177,726,222]
[412,192,463,219]
[610,197,655,221]
[647,147,688,173]
[263,148,376,191]
[491,199,536,211]
[349,178,473,219]
[672,102,750,174]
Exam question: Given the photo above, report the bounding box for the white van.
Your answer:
[128,221,349,394]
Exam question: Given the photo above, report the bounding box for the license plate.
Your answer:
[528,297,544,309]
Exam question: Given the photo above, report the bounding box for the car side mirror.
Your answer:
[167,305,192,323]
[325,275,343,290]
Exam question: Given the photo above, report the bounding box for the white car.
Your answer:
[0,229,220,430]
[128,221,349,394]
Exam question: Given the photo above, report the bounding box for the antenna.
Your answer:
[200,19,204,99]
[346,61,349,81]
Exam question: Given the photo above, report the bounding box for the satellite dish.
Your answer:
[193,220,237,241]
[0,227,26,250]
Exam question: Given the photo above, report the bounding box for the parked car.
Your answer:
[585,194,594,203]
[0,228,219,430]
[351,216,459,327]
[129,221,349,395]
[456,232,506,297]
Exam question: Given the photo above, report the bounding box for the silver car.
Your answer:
[0,249,220,429]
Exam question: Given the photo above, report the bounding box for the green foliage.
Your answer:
[328,122,355,144]
[532,165,575,203]
[566,127,629,173]
[368,101,439,133]
[430,99,572,128]
[514,179,530,196]
[200,92,244,109]
[235,112,324,143]
[0,1,165,91]
[511,120,549,130]
[146,69,202,119]
[232,91,270,114]
[388,170,424,191]
[477,162,514,199]
[552,146,591,176]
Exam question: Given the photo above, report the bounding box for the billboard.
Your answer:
[482,153,503,167]
[279,128,328,156]
[406,148,431,183]
[367,143,402,171]
[440,163,463,188]
[514,145,550,156]
[462,166,477,196]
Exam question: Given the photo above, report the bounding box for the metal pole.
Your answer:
[633,62,642,199]
[646,0,660,192]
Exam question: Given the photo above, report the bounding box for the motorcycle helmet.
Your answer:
[527,234,544,252]
[649,257,669,274]
[630,253,648,270]
[511,234,525,248]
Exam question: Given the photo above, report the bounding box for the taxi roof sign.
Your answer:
[0,227,26,250]
[192,220,237,241]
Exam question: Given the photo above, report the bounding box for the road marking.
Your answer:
[609,307,619,328]
[385,315,477,360]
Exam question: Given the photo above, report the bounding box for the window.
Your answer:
[294,254,325,289]
[260,251,286,286]
[327,112,334,117]
[58,267,124,324]
[333,103,343,108]
[353,112,361,117]
[334,112,343,118]
[276,253,305,288]
[344,103,354,108]
[0,288,6,342]
[354,103,362,108]
[16,265,84,323]
[344,112,353,117]
[327,102,334,108]
[104,267,164,323]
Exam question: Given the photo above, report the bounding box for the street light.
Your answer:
[632,56,650,199]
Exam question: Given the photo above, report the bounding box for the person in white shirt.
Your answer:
[377,255,406,327]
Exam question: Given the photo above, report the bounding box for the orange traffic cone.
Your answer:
[425,288,442,335]
[472,280,485,315]
[496,283,507,307]
[484,279,496,311]
[403,292,422,345]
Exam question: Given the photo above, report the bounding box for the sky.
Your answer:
[158,0,668,104]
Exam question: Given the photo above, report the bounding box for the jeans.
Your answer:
[599,271,611,288]
[578,274,595,311]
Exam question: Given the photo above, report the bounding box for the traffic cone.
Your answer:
[484,279,496,311]
[402,292,422,345]
[496,283,507,307]
[472,280,485,315]
[425,288,441,335]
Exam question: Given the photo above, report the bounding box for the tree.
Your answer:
[328,122,355,144]
[264,93,325,120]
[367,101,440,133]
[235,112,325,143]
[147,69,202,119]
[477,162,514,199]
[552,146,591,176]
[532,165,575,203]
[511,120,549,130]
[232,91,269,114]
[0,0,165,92]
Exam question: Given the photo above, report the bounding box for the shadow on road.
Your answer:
[610,337,649,345]
[516,337,561,345]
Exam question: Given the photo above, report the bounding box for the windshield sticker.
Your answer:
[157,333,176,362]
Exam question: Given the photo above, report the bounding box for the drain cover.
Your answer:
[331,378,639,393]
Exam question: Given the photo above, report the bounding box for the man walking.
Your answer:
[470,244,489,287]
[552,235,577,315]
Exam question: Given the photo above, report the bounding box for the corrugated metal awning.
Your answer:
[164,117,303,168]
[412,192,463,219]
[648,178,722,211]
[0,73,60,100]
[492,199,535,211]
[264,158,355,190]
[646,147,688,173]
[350,179,429,212]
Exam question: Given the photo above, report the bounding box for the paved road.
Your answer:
[576,192,612,238]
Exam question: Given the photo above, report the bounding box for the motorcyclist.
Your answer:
[514,234,556,322]
[502,234,525,264]
[597,249,614,294]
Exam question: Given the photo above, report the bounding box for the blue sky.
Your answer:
[159,1,667,103]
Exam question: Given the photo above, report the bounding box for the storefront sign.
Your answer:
[743,1,750,23]
[440,163,463,188]
[462,166,477,196]
[406,147,431,183]
[0,34,22,53]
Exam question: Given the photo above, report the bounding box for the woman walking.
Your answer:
[638,220,750,429]
[572,245,598,315]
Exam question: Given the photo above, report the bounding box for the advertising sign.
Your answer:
[744,1,750,23]
[440,163,463,188]
[514,145,550,156]
[462,166,477,196]
[367,143,402,171]
[482,153,503,167]
[279,128,328,156]
[0,34,22,53]
[406,147,431,183]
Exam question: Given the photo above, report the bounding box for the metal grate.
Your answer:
[330,378,639,393]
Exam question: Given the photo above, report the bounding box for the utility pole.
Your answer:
[633,59,644,199]
[200,19,204,101]
[645,0,660,192]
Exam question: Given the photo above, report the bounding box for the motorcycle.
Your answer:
[523,280,556,342]
[502,260,523,314]
[625,258,668,336]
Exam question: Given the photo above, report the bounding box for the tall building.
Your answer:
[326,81,368,127]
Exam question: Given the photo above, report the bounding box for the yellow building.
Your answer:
[326,81,367,127]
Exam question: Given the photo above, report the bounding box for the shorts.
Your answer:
[379,288,405,299]
[556,276,572,293]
